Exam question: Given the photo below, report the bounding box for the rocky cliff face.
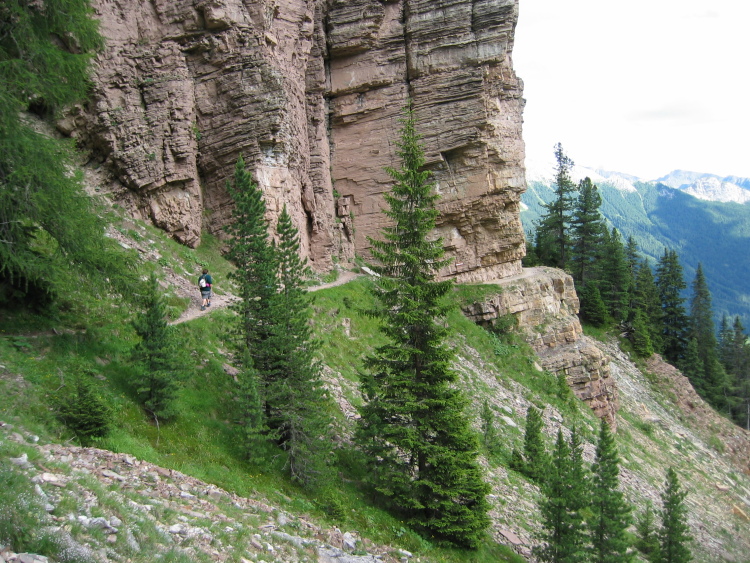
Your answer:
[462,267,619,425]
[63,0,525,278]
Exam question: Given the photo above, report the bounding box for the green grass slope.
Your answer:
[2,211,750,561]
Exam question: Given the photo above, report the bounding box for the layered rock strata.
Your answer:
[462,267,619,425]
[63,0,526,278]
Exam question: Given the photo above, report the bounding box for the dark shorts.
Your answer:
[201,290,212,300]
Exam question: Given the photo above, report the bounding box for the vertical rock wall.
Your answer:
[66,0,526,279]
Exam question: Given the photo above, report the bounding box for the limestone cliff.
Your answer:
[462,267,619,425]
[62,0,525,279]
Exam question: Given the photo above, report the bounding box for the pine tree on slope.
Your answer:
[534,429,587,563]
[224,156,278,456]
[656,250,688,364]
[688,264,729,408]
[589,419,633,562]
[356,103,489,548]
[131,274,186,421]
[522,405,550,484]
[635,502,661,562]
[570,177,607,285]
[536,143,577,269]
[269,205,332,487]
[658,468,693,563]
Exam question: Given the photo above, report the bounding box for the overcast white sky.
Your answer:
[513,0,750,180]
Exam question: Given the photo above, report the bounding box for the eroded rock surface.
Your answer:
[65,0,525,278]
[462,267,619,425]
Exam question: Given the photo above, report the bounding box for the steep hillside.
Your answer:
[522,175,750,325]
[2,220,750,562]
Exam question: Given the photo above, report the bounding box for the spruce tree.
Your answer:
[224,156,279,382]
[634,259,663,352]
[534,429,587,563]
[601,228,631,322]
[570,177,607,285]
[631,308,655,358]
[536,143,577,269]
[688,264,728,408]
[656,250,688,364]
[131,274,187,421]
[269,205,332,486]
[356,103,490,547]
[579,281,609,327]
[589,420,633,562]
[635,502,661,562]
[522,406,550,484]
[658,468,693,563]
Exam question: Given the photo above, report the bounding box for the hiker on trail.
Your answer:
[198,268,213,311]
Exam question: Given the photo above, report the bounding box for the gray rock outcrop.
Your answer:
[462,267,619,425]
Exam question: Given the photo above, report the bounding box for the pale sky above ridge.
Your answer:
[513,0,750,180]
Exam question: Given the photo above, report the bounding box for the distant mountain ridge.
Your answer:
[522,161,750,325]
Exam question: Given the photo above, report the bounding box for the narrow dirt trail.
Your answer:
[172,270,362,325]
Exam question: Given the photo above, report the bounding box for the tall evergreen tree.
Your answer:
[570,177,607,285]
[589,420,633,562]
[688,264,728,407]
[269,205,332,486]
[635,502,661,562]
[224,156,279,380]
[720,316,750,428]
[601,228,631,322]
[631,308,655,358]
[522,406,550,484]
[579,280,609,327]
[356,104,489,547]
[658,468,693,563]
[624,236,640,313]
[634,259,663,352]
[656,250,688,364]
[534,429,587,563]
[131,274,187,421]
[224,156,279,457]
[536,143,577,269]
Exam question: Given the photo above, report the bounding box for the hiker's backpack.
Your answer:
[199,276,207,288]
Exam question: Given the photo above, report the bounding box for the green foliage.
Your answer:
[521,406,549,484]
[225,159,333,487]
[600,228,632,322]
[658,468,693,563]
[656,250,688,364]
[589,419,633,562]
[131,274,188,421]
[570,176,607,285]
[630,308,655,358]
[635,502,660,561]
[480,400,502,457]
[534,429,587,563]
[270,205,333,488]
[52,372,112,443]
[0,0,136,310]
[579,281,609,327]
[356,103,490,548]
[535,143,577,269]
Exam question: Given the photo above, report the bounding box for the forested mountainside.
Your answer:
[523,177,750,325]
[4,1,750,562]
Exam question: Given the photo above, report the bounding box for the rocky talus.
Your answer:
[461,267,619,425]
[0,423,406,563]
[63,0,526,280]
